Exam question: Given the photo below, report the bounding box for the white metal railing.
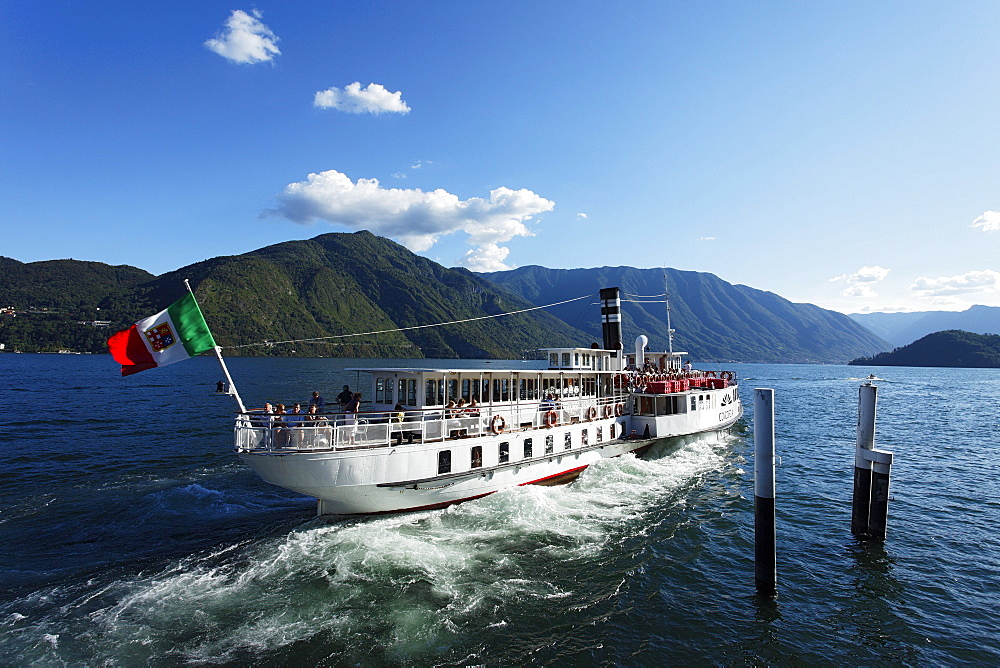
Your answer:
[233,395,630,454]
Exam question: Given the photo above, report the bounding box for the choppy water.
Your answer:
[1,354,998,664]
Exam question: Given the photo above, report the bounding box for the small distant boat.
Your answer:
[233,287,743,515]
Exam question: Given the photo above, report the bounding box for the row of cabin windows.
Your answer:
[375,376,600,407]
[375,378,419,406]
[549,352,601,368]
[437,425,614,474]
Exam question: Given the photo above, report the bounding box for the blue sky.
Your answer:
[2,1,999,314]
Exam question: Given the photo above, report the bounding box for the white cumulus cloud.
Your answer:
[831,265,889,298]
[576,213,588,220]
[314,82,410,114]
[971,210,1000,232]
[265,170,553,269]
[204,9,280,64]
[463,244,511,272]
[911,270,1000,297]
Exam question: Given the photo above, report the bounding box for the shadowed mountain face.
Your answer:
[849,329,1000,368]
[480,265,890,363]
[3,233,889,362]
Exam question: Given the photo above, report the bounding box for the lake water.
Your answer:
[1,354,998,664]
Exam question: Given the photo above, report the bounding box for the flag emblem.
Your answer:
[144,323,176,351]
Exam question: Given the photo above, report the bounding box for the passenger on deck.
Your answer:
[309,391,325,413]
[305,403,324,422]
[336,385,353,409]
[272,404,287,446]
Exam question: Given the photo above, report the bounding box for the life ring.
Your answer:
[490,415,506,434]
[705,371,717,378]
[587,406,597,421]
[614,403,624,417]
[720,371,734,381]
[544,410,558,428]
[603,404,613,419]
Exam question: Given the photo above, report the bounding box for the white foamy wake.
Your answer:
[2,433,738,664]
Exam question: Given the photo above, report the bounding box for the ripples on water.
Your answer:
[1,355,998,664]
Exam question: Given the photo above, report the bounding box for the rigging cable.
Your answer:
[222,293,594,350]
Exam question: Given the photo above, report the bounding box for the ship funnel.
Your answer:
[635,335,648,369]
[599,287,623,354]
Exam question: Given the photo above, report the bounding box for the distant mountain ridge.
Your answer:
[480,265,889,363]
[2,232,890,362]
[849,306,1000,347]
[849,330,1000,368]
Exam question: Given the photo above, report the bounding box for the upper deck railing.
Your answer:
[234,395,628,454]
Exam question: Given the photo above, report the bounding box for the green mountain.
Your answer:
[848,330,1000,368]
[1,233,582,357]
[0,256,157,354]
[480,265,890,363]
[1,232,891,362]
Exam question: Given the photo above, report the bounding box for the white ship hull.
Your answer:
[237,384,742,515]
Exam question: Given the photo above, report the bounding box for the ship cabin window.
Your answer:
[597,426,603,443]
[396,379,405,405]
[545,435,554,454]
[461,379,470,401]
[690,396,697,411]
[564,432,572,450]
[609,423,616,439]
[478,379,490,403]
[471,445,483,468]
[499,442,509,463]
[524,438,533,458]
[426,379,440,406]
[407,379,417,405]
[549,353,559,367]
[581,429,589,446]
[438,450,451,474]
[375,377,388,404]
[448,379,459,404]
[562,353,571,367]
[574,353,580,366]
[583,353,591,367]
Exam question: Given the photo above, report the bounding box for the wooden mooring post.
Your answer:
[851,382,893,540]
[754,388,777,596]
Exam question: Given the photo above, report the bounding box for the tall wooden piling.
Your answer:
[851,383,877,536]
[754,388,777,596]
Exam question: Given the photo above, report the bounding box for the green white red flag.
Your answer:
[107,292,216,376]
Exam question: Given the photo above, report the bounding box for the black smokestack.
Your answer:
[599,287,622,352]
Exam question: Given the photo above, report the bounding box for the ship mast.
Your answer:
[663,270,675,355]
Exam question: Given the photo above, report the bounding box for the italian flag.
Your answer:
[107,292,217,376]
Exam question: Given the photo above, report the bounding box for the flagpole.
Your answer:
[184,279,247,413]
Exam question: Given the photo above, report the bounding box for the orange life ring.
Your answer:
[603,405,613,418]
[720,371,734,381]
[490,415,506,434]
[614,403,624,417]
[587,406,597,421]
[705,370,717,378]
[544,410,558,428]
